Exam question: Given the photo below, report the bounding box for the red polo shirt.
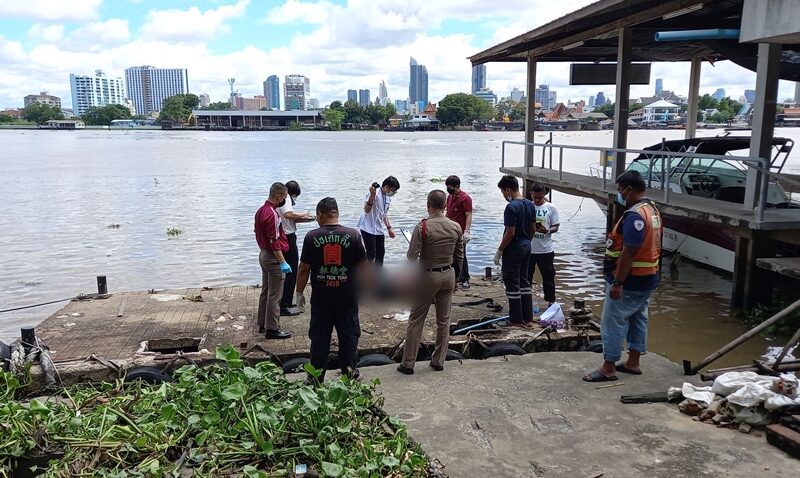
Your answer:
[255,201,289,252]
[446,190,473,232]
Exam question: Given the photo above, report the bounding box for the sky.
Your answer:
[0,0,797,111]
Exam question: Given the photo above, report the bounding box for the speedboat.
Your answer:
[592,136,796,273]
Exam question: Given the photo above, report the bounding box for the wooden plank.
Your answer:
[756,257,800,281]
[766,424,800,458]
[116,297,127,317]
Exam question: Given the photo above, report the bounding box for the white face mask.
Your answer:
[386,190,396,197]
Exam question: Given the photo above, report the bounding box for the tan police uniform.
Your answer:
[401,212,464,369]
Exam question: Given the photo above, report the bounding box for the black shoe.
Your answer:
[280,307,301,316]
[429,363,444,371]
[396,364,414,375]
[460,282,470,290]
[258,326,266,334]
[265,329,292,339]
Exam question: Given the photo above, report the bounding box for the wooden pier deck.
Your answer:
[34,279,596,365]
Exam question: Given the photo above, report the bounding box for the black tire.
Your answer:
[357,353,396,367]
[124,366,171,384]
[0,340,10,371]
[282,357,310,374]
[445,349,465,361]
[482,343,526,359]
[578,340,604,353]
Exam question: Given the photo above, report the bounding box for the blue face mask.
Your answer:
[615,187,629,206]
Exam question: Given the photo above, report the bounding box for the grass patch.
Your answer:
[0,346,432,477]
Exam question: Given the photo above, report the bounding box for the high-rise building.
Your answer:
[744,89,756,104]
[472,64,486,94]
[69,70,126,116]
[198,93,210,107]
[24,91,61,109]
[347,89,358,103]
[473,88,497,107]
[535,85,558,110]
[595,92,607,107]
[358,89,371,107]
[795,82,800,104]
[712,88,726,101]
[378,81,388,105]
[284,75,310,110]
[655,78,663,96]
[588,96,595,110]
[308,98,320,109]
[240,96,267,111]
[263,75,280,110]
[394,99,408,113]
[409,57,428,105]
[510,87,524,102]
[124,65,189,117]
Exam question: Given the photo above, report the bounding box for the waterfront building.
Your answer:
[712,88,726,101]
[795,82,800,104]
[61,108,74,118]
[240,96,267,111]
[284,75,310,110]
[409,57,429,105]
[378,81,388,105]
[358,89,370,107]
[308,98,320,109]
[472,64,486,94]
[394,99,408,113]
[193,109,321,129]
[69,70,125,117]
[588,96,595,110]
[347,89,357,103]
[744,89,756,104]
[510,87,524,102]
[642,99,681,124]
[655,78,663,95]
[24,91,61,109]
[473,88,497,107]
[198,93,210,108]
[264,75,280,110]
[124,66,189,117]
[595,92,606,108]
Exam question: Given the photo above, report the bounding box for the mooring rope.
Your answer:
[0,296,77,314]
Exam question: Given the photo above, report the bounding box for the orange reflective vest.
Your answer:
[604,200,662,277]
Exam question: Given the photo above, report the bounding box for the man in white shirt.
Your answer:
[529,182,560,305]
[356,176,400,267]
[278,180,314,316]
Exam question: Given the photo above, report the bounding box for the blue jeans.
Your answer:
[600,282,652,363]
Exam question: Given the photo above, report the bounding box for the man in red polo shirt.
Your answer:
[255,182,293,339]
[445,175,473,289]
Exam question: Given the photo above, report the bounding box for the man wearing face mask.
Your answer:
[584,170,662,382]
[445,175,473,290]
[278,180,314,316]
[357,176,400,267]
[494,175,537,327]
[295,197,368,383]
[255,182,293,339]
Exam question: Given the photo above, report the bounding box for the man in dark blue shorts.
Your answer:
[494,175,536,326]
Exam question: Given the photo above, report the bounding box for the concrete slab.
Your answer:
[362,352,796,477]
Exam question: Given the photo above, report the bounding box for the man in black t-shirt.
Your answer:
[295,197,368,382]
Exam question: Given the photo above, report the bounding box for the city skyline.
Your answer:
[1,1,798,110]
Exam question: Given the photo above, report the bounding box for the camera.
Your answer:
[372,182,380,189]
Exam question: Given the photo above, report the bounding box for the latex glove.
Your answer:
[493,249,502,266]
[279,262,292,274]
[295,292,306,311]
[463,231,471,244]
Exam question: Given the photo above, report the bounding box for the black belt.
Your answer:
[426,265,452,272]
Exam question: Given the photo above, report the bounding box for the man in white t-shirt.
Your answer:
[528,182,560,305]
[356,176,400,267]
[277,180,314,316]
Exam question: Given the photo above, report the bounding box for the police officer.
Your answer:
[398,190,464,374]
[584,170,662,382]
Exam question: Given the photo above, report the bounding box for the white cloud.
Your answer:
[0,0,102,22]
[27,24,65,43]
[71,19,131,47]
[142,0,250,42]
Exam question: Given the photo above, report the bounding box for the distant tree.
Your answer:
[594,102,616,118]
[343,100,364,124]
[82,104,131,125]
[382,103,396,123]
[288,121,303,131]
[322,107,344,131]
[202,101,233,110]
[22,103,64,125]
[630,102,643,112]
[437,93,494,125]
[158,94,200,123]
[329,100,344,112]
[698,94,718,111]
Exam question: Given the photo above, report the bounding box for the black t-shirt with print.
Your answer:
[300,224,367,308]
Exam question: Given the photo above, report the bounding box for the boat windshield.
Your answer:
[629,155,745,181]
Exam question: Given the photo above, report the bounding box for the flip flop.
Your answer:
[582,370,618,382]
[615,363,643,375]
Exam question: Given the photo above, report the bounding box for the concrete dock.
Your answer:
[364,352,796,477]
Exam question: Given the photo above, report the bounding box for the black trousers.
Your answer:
[453,243,470,283]
[308,304,361,380]
[280,233,299,309]
[502,241,533,325]
[361,230,385,266]
[529,252,556,303]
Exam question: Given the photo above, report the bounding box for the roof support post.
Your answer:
[685,57,702,139]
[745,42,781,209]
[612,28,632,179]
[525,56,538,168]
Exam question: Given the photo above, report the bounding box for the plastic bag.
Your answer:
[538,302,565,328]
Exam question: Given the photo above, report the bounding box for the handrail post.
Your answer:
[757,156,769,222]
[548,132,553,169]
[559,147,564,180]
[665,158,671,203]
[602,149,608,190]
[501,141,506,168]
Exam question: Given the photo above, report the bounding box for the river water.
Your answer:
[2,128,799,368]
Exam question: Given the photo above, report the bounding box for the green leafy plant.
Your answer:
[0,346,431,477]
[166,227,182,237]
[288,121,303,131]
[739,300,800,337]
[106,224,120,229]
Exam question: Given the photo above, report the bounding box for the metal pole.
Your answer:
[685,57,701,139]
[774,327,800,368]
[559,147,563,180]
[757,157,769,222]
[548,132,553,169]
[525,56,537,168]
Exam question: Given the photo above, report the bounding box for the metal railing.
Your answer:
[499,139,794,223]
